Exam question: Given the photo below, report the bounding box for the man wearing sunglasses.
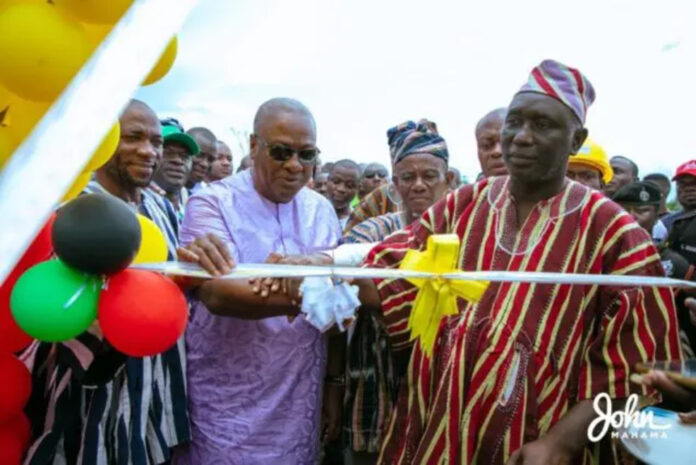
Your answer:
[358,162,389,200]
[175,98,341,465]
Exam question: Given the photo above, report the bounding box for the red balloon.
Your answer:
[0,412,31,452]
[0,429,22,465]
[0,353,31,424]
[0,213,55,352]
[98,270,187,357]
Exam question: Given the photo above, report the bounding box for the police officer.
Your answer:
[613,181,692,280]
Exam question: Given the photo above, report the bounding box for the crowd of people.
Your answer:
[17,59,696,465]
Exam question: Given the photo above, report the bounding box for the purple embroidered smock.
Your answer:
[174,170,341,464]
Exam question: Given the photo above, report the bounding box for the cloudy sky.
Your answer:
[137,0,695,182]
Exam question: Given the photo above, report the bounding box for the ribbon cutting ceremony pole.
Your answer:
[0,0,202,284]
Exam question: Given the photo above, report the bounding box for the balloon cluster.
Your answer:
[0,0,179,185]
[9,193,187,354]
[1,195,187,462]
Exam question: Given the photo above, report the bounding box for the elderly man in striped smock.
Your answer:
[342,119,453,465]
[356,60,683,465]
[23,100,189,464]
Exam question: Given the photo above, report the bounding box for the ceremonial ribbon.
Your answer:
[398,234,489,357]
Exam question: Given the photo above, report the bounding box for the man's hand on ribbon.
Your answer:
[250,253,333,303]
[177,233,235,276]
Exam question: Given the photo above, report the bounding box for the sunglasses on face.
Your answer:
[257,136,320,166]
[364,171,388,179]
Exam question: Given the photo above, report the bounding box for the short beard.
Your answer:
[105,160,152,189]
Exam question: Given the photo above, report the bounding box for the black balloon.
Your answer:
[52,193,141,275]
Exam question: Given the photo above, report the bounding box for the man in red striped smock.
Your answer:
[358,60,683,464]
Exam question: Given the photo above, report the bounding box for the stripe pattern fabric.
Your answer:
[345,184,400,233]
[23,180,189,465]
[343,212,406,453]
[366,176,682,465]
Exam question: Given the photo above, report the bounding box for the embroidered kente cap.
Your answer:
[517,59,596,124]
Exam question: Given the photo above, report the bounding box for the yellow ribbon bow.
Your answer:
[399,234,489,357]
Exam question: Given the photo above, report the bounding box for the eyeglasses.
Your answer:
[364,171,388,179]
[256,136,320,165]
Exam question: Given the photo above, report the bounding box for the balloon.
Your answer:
[143,37,178,86]
[0,353,30,423]
[0,128,16,168]
[0,3,92,102]
[0,430,22,465]
[83,22,112,50]
[99,270,187,357]
[82,122,120,172]
[0,412,31,452]
[10,259,101,342]
[61,172,92,202]
[53,193,140,275]
[132,214,168,264]
[0,84,50,141]
[55,0,133,25]
[0,213,55,353]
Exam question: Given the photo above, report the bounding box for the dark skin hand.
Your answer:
[177,235,299,319]
[507,400,595,465]
[639,297,696,424]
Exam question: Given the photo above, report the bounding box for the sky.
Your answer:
[137,0,696,182]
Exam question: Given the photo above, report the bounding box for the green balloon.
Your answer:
[10,259,101,342]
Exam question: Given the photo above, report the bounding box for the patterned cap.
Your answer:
[612,181,662,206]
[387,119,448,164]
[517,59,596,123]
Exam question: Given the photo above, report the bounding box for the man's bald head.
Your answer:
[253,97,316,136]
[186,127,217,187]
[187,127,216,144]
[475,107,506,136]
[475,107,507,177]
[100,99,162,191]
[250,98,318,204]
[125,98,154,114]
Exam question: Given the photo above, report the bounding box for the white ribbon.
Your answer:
[133,262,696,290]
[299,277,360,332]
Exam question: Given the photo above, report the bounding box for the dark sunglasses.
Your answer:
[257,136,320,165]
[364,171,388,179]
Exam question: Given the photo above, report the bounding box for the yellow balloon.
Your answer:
[133,214,168,264]
[0,84,51,140]
[0,3,92,102]
[83,23,113,50]
[61,172,91,202]
[54,0,133,24]
[83,122,120,172]
[143,37,178,86]
[0,128,18,169]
